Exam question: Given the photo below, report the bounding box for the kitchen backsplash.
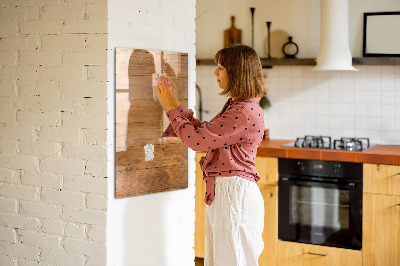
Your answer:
[196,65,400,145]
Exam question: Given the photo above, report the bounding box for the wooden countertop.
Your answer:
[257,139,400,165]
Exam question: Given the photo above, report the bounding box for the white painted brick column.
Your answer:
[0,0,108,265]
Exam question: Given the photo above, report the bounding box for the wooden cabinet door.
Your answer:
[364,164,400,196]
[259,185,278,266]
[255,156,278,186]
[363,193,400,266]
[277,241,362,266]
[195,152,207,258]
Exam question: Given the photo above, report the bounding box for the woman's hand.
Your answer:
[153,77,176,113]
[160,74,180,108]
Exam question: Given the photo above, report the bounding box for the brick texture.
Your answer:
[0,1,108,264]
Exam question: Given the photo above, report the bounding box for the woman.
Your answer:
[154,44,266,266]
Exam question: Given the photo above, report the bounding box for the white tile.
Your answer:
[368,117,382,131]
[341,104,355,116]
[304,126,317,135]
[382,104,395,118]
[316,115,330,128]
[341,89,355,104]
[329,116,342,129]
[341,117,355,129]
[395,130,400,144]
[279,67,292,78]
[354,90,368,104]
[381,131,396,145]
[316,89,329,103]
[304,102,316,115]
[367,129,382,144]
[328,76,341,90]
[280,114,292,127]
[367,91,381,105]
[394,66,400,78]
[303,88,316,103]
[315,77,329,90]
[367,65,381,76]
[291,67,303,78]
[341,128,355,137]
[303,67,316,78]
[367,105,382,118]
[316,103,329,115]
[367,76,381,91]
[291,78,304,90]
[382,117,396,131]
[316,70,328,79]
[395,78,400,91]
[329,103,341,116]
[279,78,291,89]
[355,128,368,138]
[279,126,293,138]
[292,92,304,103]
[354,76,367,91]
[292,114,305,127]
[355,116,368,130]
[294,127,306,137]
[292,102,305,113]
[328,71,341,81]
[381,66,395,78]
[396,105,400,117]
[381,77,395,91]
[381,90,395,104]
[328,88,341,103]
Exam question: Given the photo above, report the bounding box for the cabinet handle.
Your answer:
[307,252,328,256]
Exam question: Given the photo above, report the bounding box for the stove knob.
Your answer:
[334,164,341,174]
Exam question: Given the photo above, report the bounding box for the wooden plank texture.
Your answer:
[115,48,188,198]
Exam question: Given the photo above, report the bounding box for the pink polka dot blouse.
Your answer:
[162,97,265,205]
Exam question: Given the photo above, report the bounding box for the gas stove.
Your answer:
[283,135,373,151]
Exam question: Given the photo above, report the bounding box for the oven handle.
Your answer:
[280,177,357,189]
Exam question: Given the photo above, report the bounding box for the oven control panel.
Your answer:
[281,158,362,180]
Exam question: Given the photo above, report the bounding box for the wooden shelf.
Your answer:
[196,57,400,67]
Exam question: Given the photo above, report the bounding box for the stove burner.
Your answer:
[295,135,332,149]
[286,136,372,151]
[333,137,370,151]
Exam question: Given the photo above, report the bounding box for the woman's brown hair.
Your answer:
[214,44,266,99]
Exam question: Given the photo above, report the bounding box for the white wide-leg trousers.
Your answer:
[205,176,265,266]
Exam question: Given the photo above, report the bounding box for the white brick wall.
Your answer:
[0,0,108,265]
[108,0,197,265]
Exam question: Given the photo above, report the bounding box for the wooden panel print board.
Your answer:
[115,48,188,198]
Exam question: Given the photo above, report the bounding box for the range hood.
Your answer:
[314,0,358,71]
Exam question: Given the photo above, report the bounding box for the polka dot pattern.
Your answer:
[162,98,265,206]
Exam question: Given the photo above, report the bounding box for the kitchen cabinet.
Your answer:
[363,163,400,196]
[259,184,278,266]
[194,154,279,265]
[195,152,207,258]
[276,241,362,266]
[363,163,400,266]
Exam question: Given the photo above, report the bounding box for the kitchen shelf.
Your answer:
[196,57,400,67]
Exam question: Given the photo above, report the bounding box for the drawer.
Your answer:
[364,164,400,196]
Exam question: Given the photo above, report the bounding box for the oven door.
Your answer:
[278,176,362,250]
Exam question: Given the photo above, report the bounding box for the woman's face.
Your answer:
[214,64,228,89]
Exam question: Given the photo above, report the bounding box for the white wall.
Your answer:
[0,1,108,265]
[196,0,400,145]
[196,0,400,58]
[107,1,197,266]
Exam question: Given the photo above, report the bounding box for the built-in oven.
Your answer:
[278,158,363,250]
